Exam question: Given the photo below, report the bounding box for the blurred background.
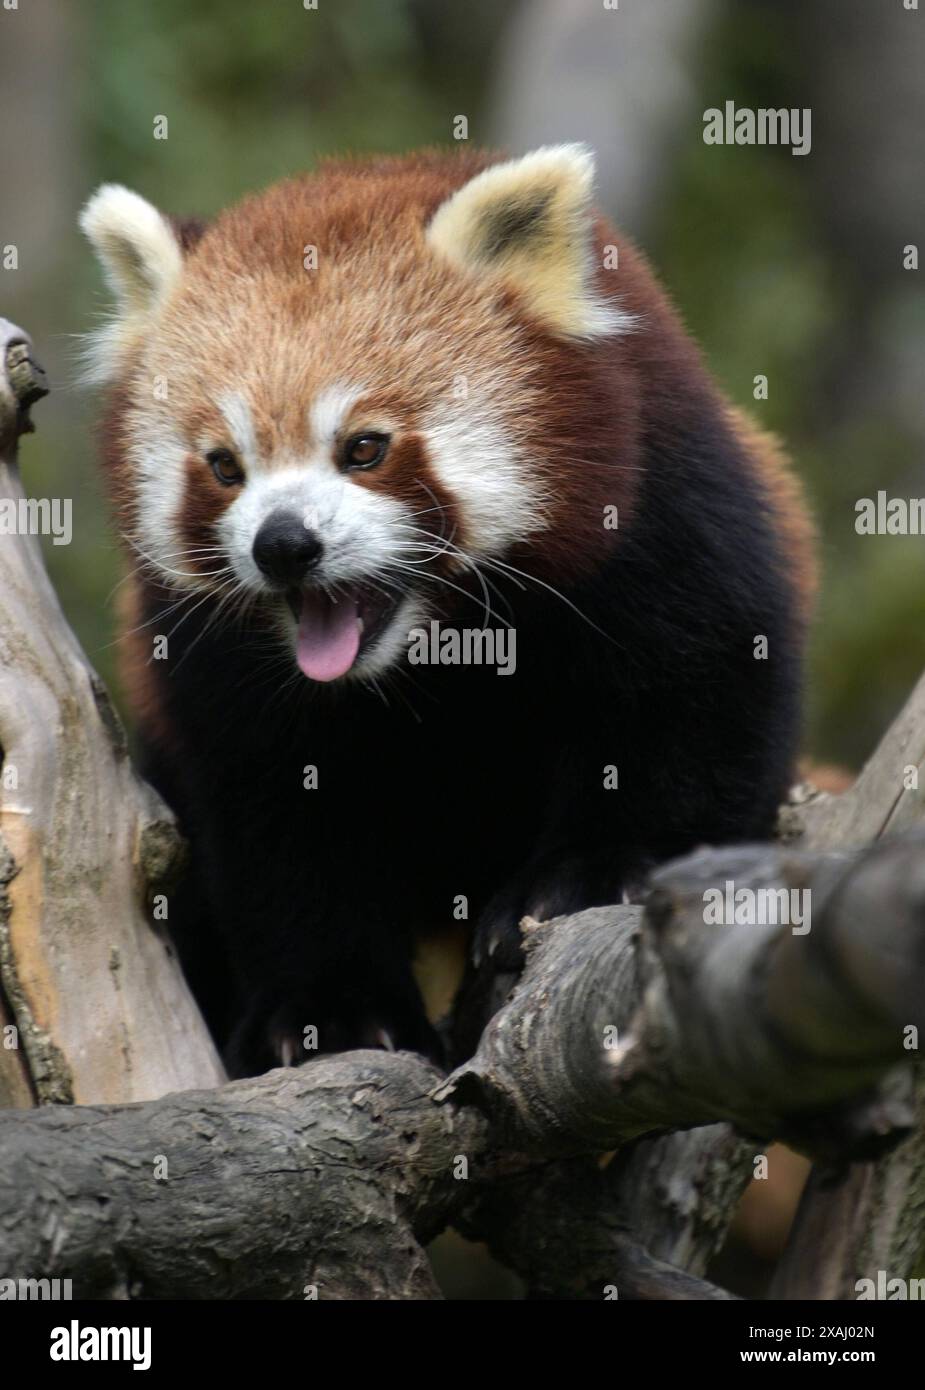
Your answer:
[1,0,922,1296]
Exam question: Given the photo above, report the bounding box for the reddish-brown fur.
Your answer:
[87,149,816,1073]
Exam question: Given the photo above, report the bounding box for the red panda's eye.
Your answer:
[343,433,390,471]
[206,448,244,486]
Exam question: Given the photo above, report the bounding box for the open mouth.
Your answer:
[285,583,401,682]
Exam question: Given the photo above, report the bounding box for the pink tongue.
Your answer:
[295,592,361,682]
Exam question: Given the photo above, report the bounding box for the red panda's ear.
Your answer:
[425,144,630,341]
[79,184,184,381]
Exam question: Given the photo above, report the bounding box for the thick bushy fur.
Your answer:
[82,148,814,1075]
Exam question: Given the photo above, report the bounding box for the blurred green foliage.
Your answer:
[81,0,450,207]
[649,5,925,767]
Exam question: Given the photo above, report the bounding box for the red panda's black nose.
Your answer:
[252,511,324,586]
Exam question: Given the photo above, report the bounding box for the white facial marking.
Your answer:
[216,391,261,475]
[309,383,365,450]
[423,403,550,555]
[130,425,195,583]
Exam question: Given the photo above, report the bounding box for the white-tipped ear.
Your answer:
[79,184,184,380]
[426,144,629,340]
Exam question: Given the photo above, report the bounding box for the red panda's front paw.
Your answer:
[224,983,445,1078]
[473,850,643,972]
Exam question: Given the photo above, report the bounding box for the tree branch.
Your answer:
[440,834,925,1161]
[0,323,225,1105]
[769,669,925,1297]
[0,1051,485,1299]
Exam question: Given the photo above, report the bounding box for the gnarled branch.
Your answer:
[0,324,224,1106]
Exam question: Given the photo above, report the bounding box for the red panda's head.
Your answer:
[81,146,638,683]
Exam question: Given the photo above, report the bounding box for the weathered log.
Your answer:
[0,321,224,1105]
[604,1125,755,1278]
[440,835,925,1159]
[787,670,925,851]
[771,671,925,1297]
[0,1051,485,1299]
[455,1152,739,1300]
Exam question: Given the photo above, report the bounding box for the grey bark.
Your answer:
[770,663,925,1299]
[0,325,225,1106]
[0,1052,485,1300]
[441,835,925,1158]
[771,1078,925,1299]
[454,1154,738,1301]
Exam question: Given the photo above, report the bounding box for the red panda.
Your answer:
[80,146,815,1075]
